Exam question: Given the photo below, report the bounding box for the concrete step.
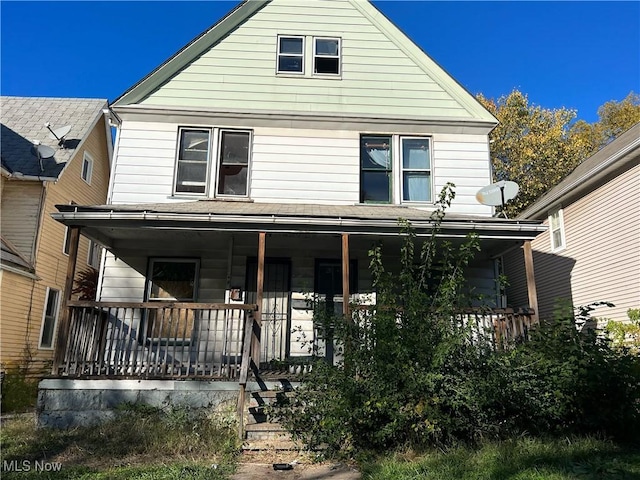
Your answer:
[241,439,303,452]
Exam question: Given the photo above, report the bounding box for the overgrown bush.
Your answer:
[1,366,39,413]
[273,184,640,455]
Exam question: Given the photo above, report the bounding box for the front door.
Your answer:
[246,258,291,364]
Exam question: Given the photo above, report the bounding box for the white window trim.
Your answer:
[399,136,433,204]
[87,240,102,269]
[173,127,212,197]
[145,258,200,302]
[360,133,434,205]
[215,129,253,198]
[173,126,253,199]
[81,151,94,185]
[548,207,566,252]
[277,35,305,75]
[313,36,341,77]
[38,287,60,350]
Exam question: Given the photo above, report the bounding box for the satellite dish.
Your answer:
[476,180,519,218]
[30,142,56,159]
[45,122,72,147]
[30,141,56,172]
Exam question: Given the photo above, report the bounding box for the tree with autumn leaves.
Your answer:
[476,91,640,217]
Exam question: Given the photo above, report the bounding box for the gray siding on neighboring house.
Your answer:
[506,162,640,322]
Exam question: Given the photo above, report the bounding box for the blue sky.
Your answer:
[1,1,638,123]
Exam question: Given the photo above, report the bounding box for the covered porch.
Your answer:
[51,201,545,382]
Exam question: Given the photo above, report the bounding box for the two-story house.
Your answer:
[41,0,544,429]
[1,97,112,377]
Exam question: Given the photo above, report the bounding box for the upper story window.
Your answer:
[173,128,252,198]
[548,208,566,251]
[218,131,251,196]
[175,128,211,195]
[360,135,432,204]
[314,38,340,75]
[401,138,431,202]
[277,36,304,74]
[81,152,93,184]
[360,135,392,203]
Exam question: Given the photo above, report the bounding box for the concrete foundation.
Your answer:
[37,378,261,428]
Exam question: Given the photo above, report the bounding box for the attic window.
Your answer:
[81,152,93,184]
[277,36,304,74]
[314,37,340,75]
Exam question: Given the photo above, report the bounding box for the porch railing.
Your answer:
[53,302,258,379]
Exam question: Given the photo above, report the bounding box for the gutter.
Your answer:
[6,173,57,182]
[51,210,546,237]
[0,264,40,281]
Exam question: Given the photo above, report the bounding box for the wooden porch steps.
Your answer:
[241,385,301,451]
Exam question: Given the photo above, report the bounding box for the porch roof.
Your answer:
[52,200,545,249]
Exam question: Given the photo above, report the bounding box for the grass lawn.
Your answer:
[0,409,238,479]
[362,436,640,480]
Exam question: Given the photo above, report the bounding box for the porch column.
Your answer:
[341,233,350,315]
[252,231,266,366]
[523,240,539,323]
[52,226,81,374]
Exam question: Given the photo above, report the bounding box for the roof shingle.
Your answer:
[1,96,107,178]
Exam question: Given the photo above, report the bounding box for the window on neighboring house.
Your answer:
[401,137,431,202]
[63,227,71,255]
[277,36,304,74]
[81,152,93,184]
[313,37,340,75]
[39,287,60,349]
[175,128,211,195]
[360,135,392,203]
[549,208,566,251]
[217,130,251,196]
[144,259,199,342]
[87,240,102,269]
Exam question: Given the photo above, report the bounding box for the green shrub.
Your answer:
[273,184,640,454]
[1,367,39,413]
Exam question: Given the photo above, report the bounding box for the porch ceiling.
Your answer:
[52,201,545,251]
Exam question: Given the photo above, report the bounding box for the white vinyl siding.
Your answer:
[139,0,473,119]
[110,122,492,215]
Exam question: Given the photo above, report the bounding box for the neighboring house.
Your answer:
[1,97,112,375]
[42,0,544,427]
[504,123,640,323]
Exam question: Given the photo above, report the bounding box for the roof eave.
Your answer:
[519,123,640,219]
[112,0,270,107]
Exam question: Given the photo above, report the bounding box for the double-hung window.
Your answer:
[360,135,432,204]
[39,287,60,349]
[548,208,566,251]
[174,128,252,198]
[175,128,211,195]
[401,138,431,202]
[217,131,251,196]
[314,37,340,75]
[360,135,392,203]
[277,36,304,74]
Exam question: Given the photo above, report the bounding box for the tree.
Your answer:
[572,92,640,154]
[477,90,640,217]
[477,90,585,217]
